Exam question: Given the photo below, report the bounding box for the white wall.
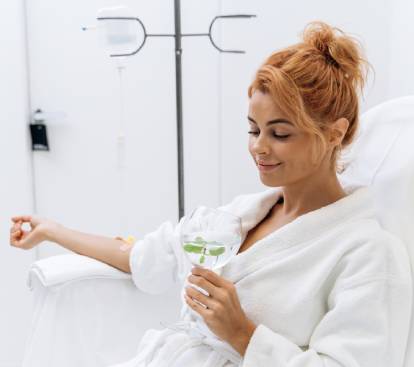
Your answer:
[2,0,414,365]
[0,1,35,366]
[388,0,414,99]
[24,0,179,258]
[181,0,224,209]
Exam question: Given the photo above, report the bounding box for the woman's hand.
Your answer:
[9,215,60,250]
[185,266,257,356]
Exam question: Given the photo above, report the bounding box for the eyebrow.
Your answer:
[247,116,294,126]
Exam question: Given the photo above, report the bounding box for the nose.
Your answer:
[251,134,271,155]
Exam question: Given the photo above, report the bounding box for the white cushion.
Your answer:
[338,95,414,367]
[27,254,131,289]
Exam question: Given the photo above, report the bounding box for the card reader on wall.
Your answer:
[30,109,49,151]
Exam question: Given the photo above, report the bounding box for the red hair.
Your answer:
[248,21,371,172]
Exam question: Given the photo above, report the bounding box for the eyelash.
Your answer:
[247,131,290,140]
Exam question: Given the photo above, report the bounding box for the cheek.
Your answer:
[248,139,256,157]
[276,139,311,165]
[287,143,319,171]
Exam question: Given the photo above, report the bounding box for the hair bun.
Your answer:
[303,22,337,57]
[302,21,369,90]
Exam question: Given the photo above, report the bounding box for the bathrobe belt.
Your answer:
[152,319,243,366]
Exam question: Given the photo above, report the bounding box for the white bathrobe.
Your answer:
[112,184,413,367]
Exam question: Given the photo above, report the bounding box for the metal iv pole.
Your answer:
[85,2,256,220]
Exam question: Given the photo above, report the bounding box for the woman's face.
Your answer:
[248,90,325,187]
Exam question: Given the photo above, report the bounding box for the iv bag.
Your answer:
[96,6,144,58]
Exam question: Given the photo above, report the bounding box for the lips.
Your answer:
[257,162,282,172]
[257,160,281,165]
[258,162,279,166]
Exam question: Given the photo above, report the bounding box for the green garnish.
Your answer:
[183,243,204,254]
[208,247,225,256]
[183,236,226,264]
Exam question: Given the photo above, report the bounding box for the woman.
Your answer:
[10,22,412,367]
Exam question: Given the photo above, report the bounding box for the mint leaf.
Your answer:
[208,246,225,256]
[183,243,204,254]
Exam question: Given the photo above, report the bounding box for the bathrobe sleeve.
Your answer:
[242,276,412,367]
[128,216,191,295]
[129,194,248,295]
[241,233,413,367]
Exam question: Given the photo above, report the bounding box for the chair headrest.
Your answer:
[338,95,414,366]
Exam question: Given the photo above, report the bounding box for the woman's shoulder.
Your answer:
[330,224,412,292]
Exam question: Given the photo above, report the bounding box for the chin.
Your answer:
[259,174,284,187]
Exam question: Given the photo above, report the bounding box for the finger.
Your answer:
[191,267,228,288]
[185,294,210,316]
[10,231,22,246]
[11,229,22,238]
[12,234,30,249]
[10,222,22,234]
[10,224,19,233]
[188,274,216,297]
[10,236,20,248]
[11,216,31,223]
[186,285,216,310]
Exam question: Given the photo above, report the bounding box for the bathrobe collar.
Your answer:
[220,184,375,282]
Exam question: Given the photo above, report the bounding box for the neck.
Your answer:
[275,172,347,218]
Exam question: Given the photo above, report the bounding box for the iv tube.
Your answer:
[116,57,128,235]
[83,5,137,235]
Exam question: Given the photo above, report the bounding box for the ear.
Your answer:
[328,118,349,147]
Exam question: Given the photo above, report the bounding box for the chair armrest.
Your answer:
[23,254,137,366]
[27,253,131,290]
[23,271,143,367]
[22,254,183,367]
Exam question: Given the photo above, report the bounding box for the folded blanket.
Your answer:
[27,254,131,289]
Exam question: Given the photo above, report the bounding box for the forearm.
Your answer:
[46,224,132,273]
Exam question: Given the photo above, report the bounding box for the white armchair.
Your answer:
[22,96,414,367]
[22,254,182,367]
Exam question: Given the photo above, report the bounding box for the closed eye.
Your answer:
[248,131,290,140]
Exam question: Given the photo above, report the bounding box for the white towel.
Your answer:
[27,254,131,290]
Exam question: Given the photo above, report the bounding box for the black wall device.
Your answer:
[30,109,50,151]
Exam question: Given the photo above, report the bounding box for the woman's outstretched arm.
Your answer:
[10,215,132,273]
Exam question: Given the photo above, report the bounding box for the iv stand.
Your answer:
[88,1,256,220]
